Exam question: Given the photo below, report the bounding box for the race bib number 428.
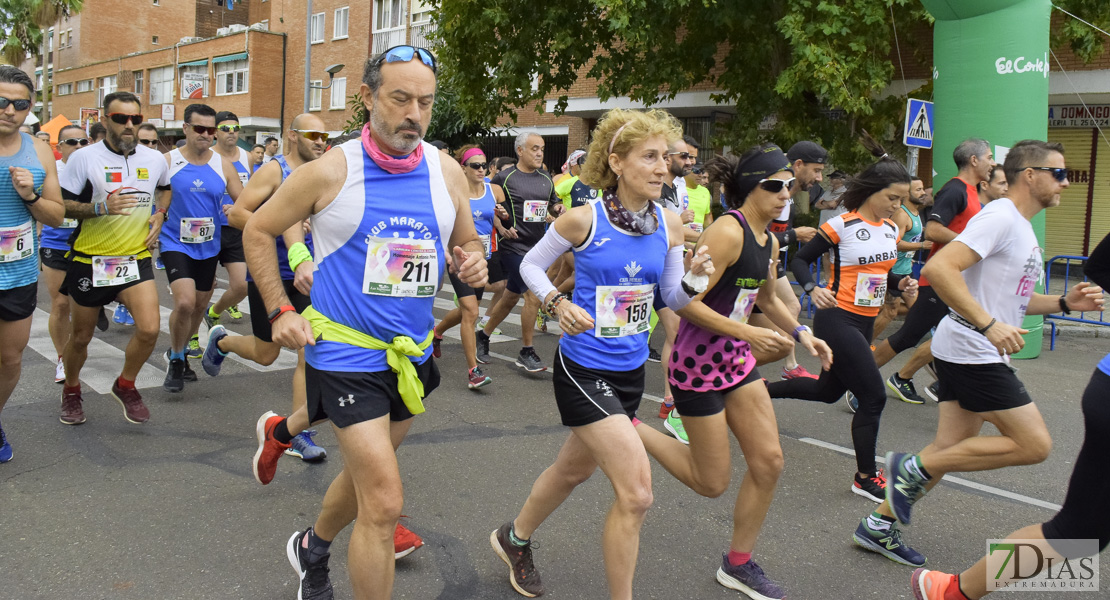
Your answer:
[362,237,439,297]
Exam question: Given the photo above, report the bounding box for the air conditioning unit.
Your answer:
[179,36,202,44]
[216,27,231,37]
[227,24,248,33]
[248,22,268,31]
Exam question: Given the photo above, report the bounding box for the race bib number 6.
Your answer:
[523,200,548,223]
[362,237,439,297]
[855,273,887,307]
[595,285,654,338]
[92,255,139,288]
[180,217,215,244]
[0,221,34,263]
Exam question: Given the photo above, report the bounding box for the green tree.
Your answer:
[430,0,1108,172]
[1,0,84,121]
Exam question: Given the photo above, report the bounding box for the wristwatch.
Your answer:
[267,305,296,323]
[792,325,812,341]
[22,191,41,206]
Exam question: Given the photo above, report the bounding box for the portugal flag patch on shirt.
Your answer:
[105,171,122,183]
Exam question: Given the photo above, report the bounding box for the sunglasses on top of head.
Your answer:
[0,97,32,111]
[466,162,488,170]
[186,123,217,135]
[294,129,330,143]
[378,45,438,74]
[1026,166,1068,182]
[108,113,143,126]
[758,177,796,193]
[60,138,90,147]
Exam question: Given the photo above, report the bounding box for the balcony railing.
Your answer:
[410,22,438,49]
[371,27,406,54]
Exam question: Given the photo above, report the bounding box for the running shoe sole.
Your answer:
[844,392,858,413]
[514,360,547,373]
[886,376,925,404]
[286,531,310,600]
[852,530,927,567]
[715,567,781,600]
[111,389,148,424]
[489,529,540,598]
[851,484,885,503]
[911,568,932,600]
[253,411,278,485]
[468,377,492,390]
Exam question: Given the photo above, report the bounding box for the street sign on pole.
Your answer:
[903,99,934,149]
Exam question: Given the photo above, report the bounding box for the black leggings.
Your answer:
[767,307,886,475]
[885,285,947,353]
[1041,367,1110,554]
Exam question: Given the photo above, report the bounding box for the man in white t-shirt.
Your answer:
[852,139,1105,571]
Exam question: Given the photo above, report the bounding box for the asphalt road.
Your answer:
[1,268,1106,599]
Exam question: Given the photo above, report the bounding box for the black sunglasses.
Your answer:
[138,139,157,146]
[1027,166,1068,182]
[0,97,32,111]
[217,124,241,132]
[466,162,488,170]
[758,177,796,193]
[60,138,90,146]
[108,113,143,126]
[186,123,217,135]
[691,166,705,175]
[377,45,437,74]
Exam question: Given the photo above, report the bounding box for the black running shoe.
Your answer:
[886,374,925,404]
[96,307,109,332]
[647,347,662,363]
[515,347,547,373]
[163,354,185,393]
[924,381,939,403]
[476,332,491,364]
[286,530,334,600]
[490,522,543,598]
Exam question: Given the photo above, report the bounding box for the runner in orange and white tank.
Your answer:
[767,137,920,522]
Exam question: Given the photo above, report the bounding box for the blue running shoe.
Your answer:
[852,517,926,567]
[113,304,134,326]
[155,255,165,270]
[286,431,327,462]
[0,421,12,463]
[844,391,859,413]
[202,325,229,377]
[886,451,928,525]
[716,555,786,600]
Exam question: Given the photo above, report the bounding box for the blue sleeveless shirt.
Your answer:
[160,148,227,259]
[0,133,46,289]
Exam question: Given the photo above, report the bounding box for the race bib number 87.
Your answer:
[362,237,439,297]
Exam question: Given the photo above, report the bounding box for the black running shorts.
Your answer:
[305,358,440,427]
[246,279,310,343]
[0,282,37,322]
[219,226,245,265]
[162,251,219,291]
[499,249,528,295]
[552,347,645,427]
[934,357,1034,413]
[61,257,154,307]
[39,247,70,271]
[671,366,762,417]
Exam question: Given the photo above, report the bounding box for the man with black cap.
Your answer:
[750,140,825,380]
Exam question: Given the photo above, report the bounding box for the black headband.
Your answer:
[735,145,791,201]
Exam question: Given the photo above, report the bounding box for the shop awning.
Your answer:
[179,59,208,67]
[213,52,248,64]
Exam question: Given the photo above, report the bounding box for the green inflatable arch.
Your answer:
[921,0,1051,358]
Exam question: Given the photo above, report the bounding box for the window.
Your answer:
[374,0,403,30]
[153,0,160,4]
[310,12,325,43]
[66,28,73,47]
[132,70,144,95]
[329,77,346,109]
[149,66,173,104]
[309,80,322,111]
[97,75,117,107]
[56,82,72,96]
[215,59,248,95]
[76,79,93,93]
[57,30,65,48]
[48,28,53,52]
[180,64,208,98]
[333,7,349,39]
[152,35,159,45]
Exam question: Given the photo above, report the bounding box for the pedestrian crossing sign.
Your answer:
[903,99,934,149]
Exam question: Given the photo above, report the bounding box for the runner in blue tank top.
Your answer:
[0,65,66,463]
[639,144,832,600]
[204,113,336,468]
[243,49,487,600]
[39,124,88,384]
[491,109,712,599]
[432,144,511,390]
[204,110,252,330]
[158,103,243,392]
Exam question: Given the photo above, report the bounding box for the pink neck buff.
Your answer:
[361,123,424,174]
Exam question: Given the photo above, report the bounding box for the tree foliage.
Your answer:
[430,0,1109,171]
[1,0,83,66]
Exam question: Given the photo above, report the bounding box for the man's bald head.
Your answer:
[291,113,326,132]
[288,113,329,161]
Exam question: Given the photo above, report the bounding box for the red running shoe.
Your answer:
[253,411,291,485]
[910,568,959,600]
[658,396,674,419]
[60,387,86,425]
[111,381,150,424]
[395,521,424,559]
[781,364,818,380]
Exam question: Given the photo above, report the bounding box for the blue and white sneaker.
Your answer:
[716,555,786,599]
[844,391,859,413]
[113,304,135,326]
[286,431,327,462]
[154,255,165,270]
[202,325,229,377]
[853,517,926,567]
[886,451,928,525]
[0,421,12,463]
